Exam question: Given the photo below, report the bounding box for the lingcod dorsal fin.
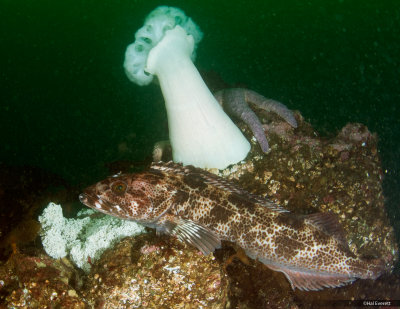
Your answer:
[165,218,221,255]
[151,161,288,213]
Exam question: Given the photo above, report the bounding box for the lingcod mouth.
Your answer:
[79,192,113,213]
[78,193,91,207]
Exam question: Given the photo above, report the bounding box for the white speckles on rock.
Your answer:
[82,234,228,308]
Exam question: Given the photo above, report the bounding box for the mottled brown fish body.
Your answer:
[79,162,387,291]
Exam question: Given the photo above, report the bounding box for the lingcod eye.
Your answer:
[112,181,127,195]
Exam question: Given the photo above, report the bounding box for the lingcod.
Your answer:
[79,161,387,291]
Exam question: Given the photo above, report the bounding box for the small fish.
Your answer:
[79,161,387,291]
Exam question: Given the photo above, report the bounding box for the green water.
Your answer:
[1,1,399,238]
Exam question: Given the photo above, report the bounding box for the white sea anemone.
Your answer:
[124,6,250,169]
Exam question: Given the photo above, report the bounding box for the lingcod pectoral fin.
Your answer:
[266,263,356,291]
[169,219,222,255]
[305,212,349,249]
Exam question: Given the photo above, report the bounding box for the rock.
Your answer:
[0,252,85,307]
[82,233,228,308]
[218,113,397,266]
[213,111,398,306]
[1,108,397,307]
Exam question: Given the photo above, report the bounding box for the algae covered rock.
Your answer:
[219,112,397,268]
[82,233,229,308]
[0,252,85,308]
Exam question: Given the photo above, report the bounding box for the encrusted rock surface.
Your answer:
[0,234,228,308]
[217,111,397,267]
[82,233,228,308]
[0,107,398,308]
[0,252,85,308]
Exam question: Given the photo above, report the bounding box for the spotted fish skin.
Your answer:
[79,161,387,291]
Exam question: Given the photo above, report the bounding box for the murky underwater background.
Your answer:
[1,0,399,305]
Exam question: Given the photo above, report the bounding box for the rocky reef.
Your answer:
[82,234,228,308]
[0,106,398,307]
[215,111,397,267]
